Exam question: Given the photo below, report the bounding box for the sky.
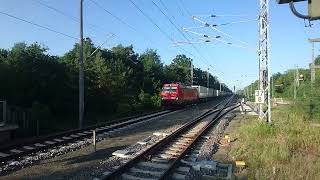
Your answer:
[0,0,319,90]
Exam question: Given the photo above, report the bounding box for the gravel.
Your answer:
[2,99,225,179]
[88,124,185,179]
[197,113,236,160]
[0,110,181,176]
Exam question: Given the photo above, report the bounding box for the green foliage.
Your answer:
[0,40,230,137]
[231,107,320,179]
[244,66,320,121]
[315,55,320,65]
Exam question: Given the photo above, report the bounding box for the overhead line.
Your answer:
[152,0,215,70]
[160,0,223,77]
[183,28,256,51]
[89,0,137,32]
[194,14,249,18]
[89,0,179,55]
[32,0,119,47]
[128,0,174,42]
[128,0,196,58]
[174,1,223,73]
[168,0,224,78]
[0,11,77,40]
[192,16,254,47]
[213,19,258,26]
[32,0,78,21]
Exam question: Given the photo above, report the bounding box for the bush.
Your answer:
[138,90,161,109]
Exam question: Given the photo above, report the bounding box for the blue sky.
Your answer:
[0,0,319,89]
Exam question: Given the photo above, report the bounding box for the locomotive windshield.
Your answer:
[162,87,177,93]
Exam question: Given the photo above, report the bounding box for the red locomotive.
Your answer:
[160,83,198,106]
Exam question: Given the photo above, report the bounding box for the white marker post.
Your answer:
[93,130,96,152]
[0,101,6,126]
[240,98,245,114]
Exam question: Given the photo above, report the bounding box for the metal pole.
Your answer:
[191,61,193,86]
[1,101,6,126]
[207,68,209,98]
[259,0,271,123]
[250,83,253,98]
[271,75,274,98]
[3,101,6,124]
[297,66,300,87]
[207,68,209,88]
[311,42,315,83]
[294,66,297,99]
[93,130,96,152]
[79,0,84,128]
[258,0,264,120]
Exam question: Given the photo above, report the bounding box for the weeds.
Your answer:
[231,106,320,179]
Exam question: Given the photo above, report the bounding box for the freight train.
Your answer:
[160,83,230,107]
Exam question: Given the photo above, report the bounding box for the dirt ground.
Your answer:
[211,111,250,179]
[2,99,225,180]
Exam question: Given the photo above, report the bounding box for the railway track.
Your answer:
[0,109,178,169]
[103,96,238,180]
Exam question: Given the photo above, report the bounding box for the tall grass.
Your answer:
[231,106,320,179]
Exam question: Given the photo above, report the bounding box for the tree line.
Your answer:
[0,38,229,135]
[243,55,320,121]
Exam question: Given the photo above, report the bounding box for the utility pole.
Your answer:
[309,38,320,83]
[294,65,299,99]
[247,87,249,98]
[190,60,193,86]
[294,66,297,99]
[207,68,209,87]
[207,68,209,96]
[250,83,253,98]
[79,0,84,128]
[271,75,274,98]
[258,0,271,123]
[311,41,315,83]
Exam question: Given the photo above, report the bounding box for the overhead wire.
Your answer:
[32,0,114,35]
[212,19,258,26]
[31,0,132,54]
[151,0,213,67]
[0,11,78,40]
[90,0,184,56]
[192,16,254,47]
[32,0,147,56]
[89,0,137,32]
[194,14,249,18]
[127,0,197,59]
[160,0,220,75]
[183,28,256,52]
[175,0,225,80]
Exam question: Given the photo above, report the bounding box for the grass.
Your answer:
[230,105,320,179]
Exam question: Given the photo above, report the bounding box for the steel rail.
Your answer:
[160,102,239,179]
[104,96,235,180]
[0,110,174,164]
